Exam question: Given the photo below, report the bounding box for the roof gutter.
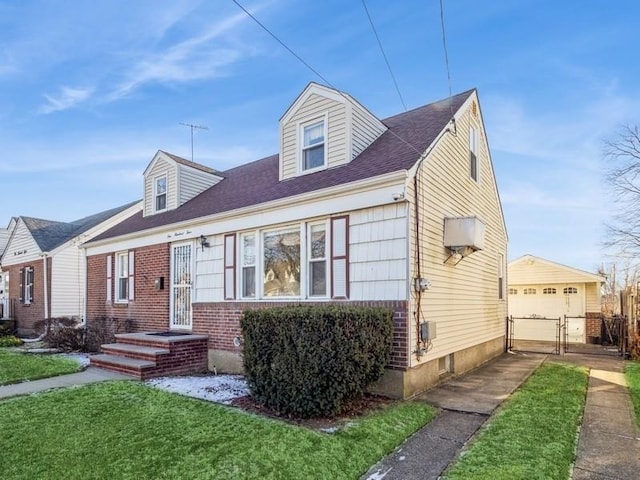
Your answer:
[84,169,408,249]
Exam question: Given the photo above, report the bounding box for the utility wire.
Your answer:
[439,0,454,119]
[230,0,424,156]
[361,0,407,112]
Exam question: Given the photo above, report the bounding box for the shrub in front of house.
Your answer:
[34,316,134,352]
[0,335,23,347]
[241,305,393,418]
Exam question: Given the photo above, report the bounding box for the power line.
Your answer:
[439,0,454,119]
[361,0,407,112]
[230,0,424,156]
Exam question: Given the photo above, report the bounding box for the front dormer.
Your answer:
[279,83,387,181]
[142,150,224,217]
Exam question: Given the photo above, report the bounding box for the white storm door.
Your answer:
[170,242,194,329]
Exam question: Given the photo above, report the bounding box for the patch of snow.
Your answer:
[58,353,91,368]
[319,426,340,434]
[398,456,406,461]
[145,374,249,404]
[363,467,392,480]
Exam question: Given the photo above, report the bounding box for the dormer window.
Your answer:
[155,175,167,212]
[301,119,326,172]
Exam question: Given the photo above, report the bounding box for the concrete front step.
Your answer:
[101,342,170,361]
[90,353,156,379]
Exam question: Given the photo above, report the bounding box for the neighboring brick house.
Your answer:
[1,203,141,335]
[84,83,508,398]
[508,254,605,344]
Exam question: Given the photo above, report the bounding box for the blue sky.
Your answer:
[1,0,638,272]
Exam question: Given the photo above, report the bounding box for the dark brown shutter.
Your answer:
[19,267,24,303]
[224,234,236,300]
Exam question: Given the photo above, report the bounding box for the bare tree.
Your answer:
[604,125,640,255]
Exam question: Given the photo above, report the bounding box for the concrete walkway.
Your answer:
[557,354,640,480]
[0,367,130,399]
[362,352,546,480]
[362,352,640,480]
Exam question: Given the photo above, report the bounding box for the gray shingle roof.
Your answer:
[23,200,139,252]
[91,89,474,243]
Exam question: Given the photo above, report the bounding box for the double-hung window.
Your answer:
[155,175,167,212]
[308,223,327,296]
[241,233,256,298]
[469,126,478,182]
[19,266,34,305]
[301,120,325,171]
[116,252,129,302]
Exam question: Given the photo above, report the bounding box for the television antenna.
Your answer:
[179,123,209,162]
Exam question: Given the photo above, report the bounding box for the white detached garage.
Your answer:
[508,255,605,344]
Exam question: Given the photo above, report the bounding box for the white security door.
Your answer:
[170,242,193,329]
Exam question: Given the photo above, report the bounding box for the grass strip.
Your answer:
[625,361,640,427]
[444,362,588,480]
[0,350,81,385]
[0,381,436,479]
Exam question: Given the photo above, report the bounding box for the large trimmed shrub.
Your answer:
[241,305,393,418]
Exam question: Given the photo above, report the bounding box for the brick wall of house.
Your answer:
[7,257,52,334]
[586,311,603,342]
[192,300,409,370]
[86,243,171,331]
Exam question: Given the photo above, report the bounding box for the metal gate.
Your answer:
[507,315,561,355]
[170,242,193,330]
[564,315,629,357]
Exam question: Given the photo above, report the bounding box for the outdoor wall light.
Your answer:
[199,235,210,250]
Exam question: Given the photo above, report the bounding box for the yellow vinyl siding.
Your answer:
[585,283,600,312]
[407,98,507,367]
[351,103,387,159]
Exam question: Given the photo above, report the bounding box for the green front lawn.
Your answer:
[0,350,82,386]
[625,361,640,426]
[0,381,436,479]
[444,362,588,480]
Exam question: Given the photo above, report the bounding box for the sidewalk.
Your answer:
[0,367,130,400]
[362,351,546,480]
[557,354,640,480]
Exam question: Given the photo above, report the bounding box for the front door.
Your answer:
[170,242,193,329]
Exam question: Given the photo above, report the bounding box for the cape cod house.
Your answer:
[84,83,508,398]
[1,203,141,334]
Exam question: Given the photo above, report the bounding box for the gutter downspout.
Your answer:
[42,253,49,320]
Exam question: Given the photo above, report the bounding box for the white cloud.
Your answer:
[38,86,95,114]
[107,9,255,101]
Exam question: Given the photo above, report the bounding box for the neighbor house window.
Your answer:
[301,120,325,171]
[524,288,536,294]
[241,233,256,298]
[116,252,129,302]
[155,175,167,212]
[469,126,478,181]
[563,287,578,294]
[308,223,327,296]
[509,288,518,295]
[19,266,34,305]
[263,228,301,297]
[498,253,505,300]
[543,288,557,294]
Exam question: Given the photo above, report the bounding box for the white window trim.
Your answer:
[237,220,332,301]
[307,220,328,298]
[154,174,168,213]
[239,232,257,300]
[297,114,328,175]
[115,251,129,303]
[469,125,479,183]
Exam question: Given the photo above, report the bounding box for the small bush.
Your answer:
[629,332,640,360]
[241,305,393,418]
[84,316,134,352]
[0,320,16,337]
[33,316,134,352]
[0,336,23,347]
